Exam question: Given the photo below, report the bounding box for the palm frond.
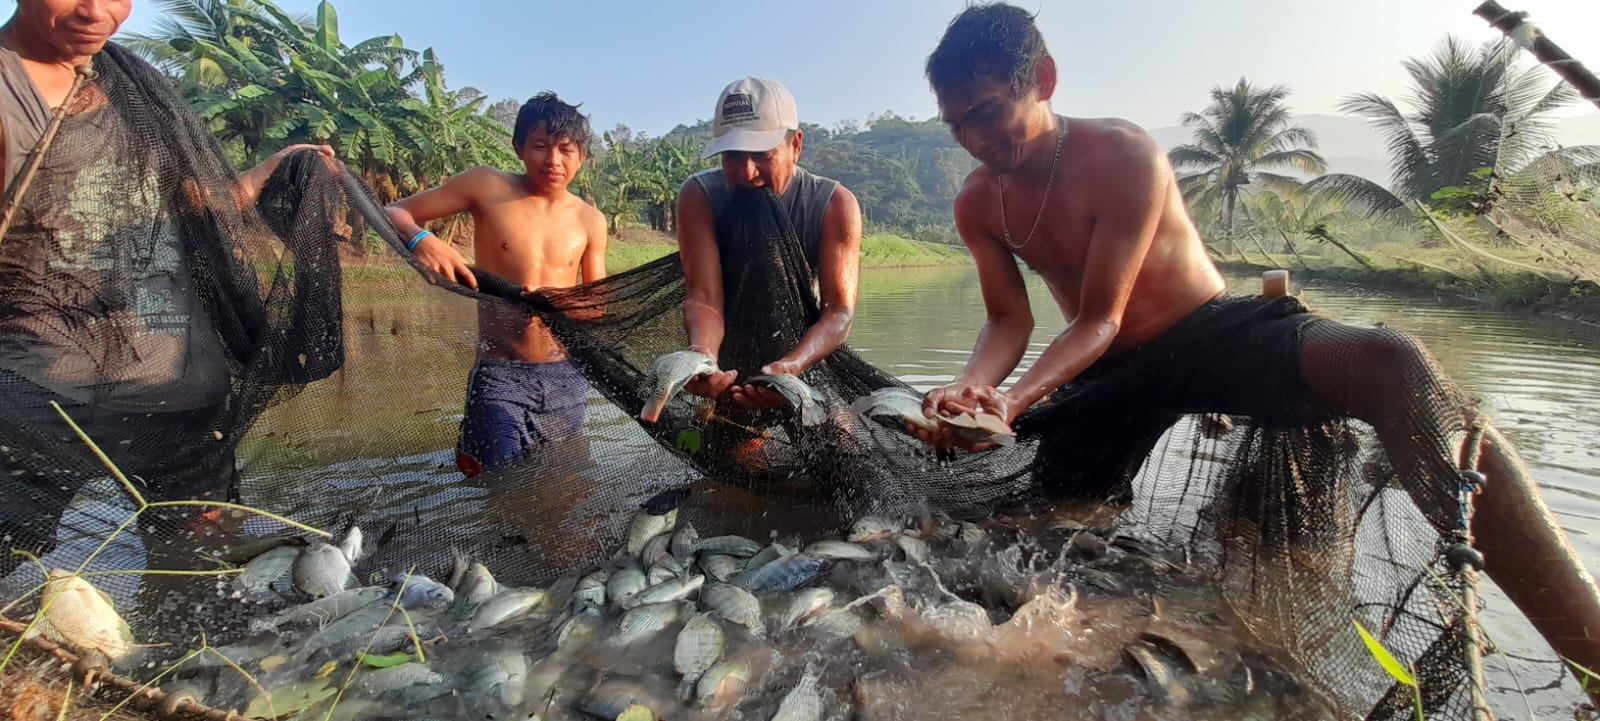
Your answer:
[1255,148,1327,175]
[1168,145,1222,171]
[1304,173,1409,219]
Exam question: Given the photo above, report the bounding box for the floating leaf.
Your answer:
[357,651,415,669]
[244,678,336,718]
[674,430,702,455]
[1354,620,1416,687]
[1566,657,1600,693]
[314,659,338,679]
[616,703,655,721]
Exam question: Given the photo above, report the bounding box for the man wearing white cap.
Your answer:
[676,76,863,408]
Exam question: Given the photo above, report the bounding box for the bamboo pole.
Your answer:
[1473,1,1600,111]
[0,65,94,247]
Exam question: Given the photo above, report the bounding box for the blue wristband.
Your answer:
[407,230,430,251]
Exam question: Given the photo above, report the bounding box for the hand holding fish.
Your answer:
[732,359,804,408]
[684,369,739,399]
[911,383,1016,451]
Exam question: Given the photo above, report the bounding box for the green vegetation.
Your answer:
[124,2,1599,315]
[601,230,970,273]
[1173,36,1600,319]
[1169,78,1326,244]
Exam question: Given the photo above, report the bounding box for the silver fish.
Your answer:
[640,532,673,567]
[476,646,531,709]
[1125,642,1187,706]
[745,542,793,570]
[778,588,835,631]
[732,553,829,594]
[455,562,501,607]
[355,663,446,695]
[303,621,440,661]
[700,583,764,639]
[772,668,823,721]
[850,387,939,432]
[670,524,699,563]
[467,587,548,635]
[556,612,603,653]
[626,508,678,557]
[617,602,688,645]
[608,567,649,609]
[745,373,827,427]
[801,607,864,639]
[848,516,901,543]
[292,542,354,598]
[641,350,718,423]
[251,586,386,632]
[576,569,610,610]
[695,658,752,712]
[648,551,687,580]
[233,545,299,595]
[895,533,930,563]
[623,574,704,610]
[35,570,133,661]
[673,612,725,701]
[938,411,1016,447]
[336,525,365,565]
[803,540,877,562]
[698,554,742,582]
[647,563,678,587]
[390,572,454,609]
[694,535,763,558]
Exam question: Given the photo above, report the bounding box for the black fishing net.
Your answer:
[0,42,1493,721]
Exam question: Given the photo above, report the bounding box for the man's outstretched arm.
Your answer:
[677,179,738,396]
[762,186,863,374]
[918,176,1036,424]
[990,128,1165,422]
[385,168,484,289]
[235,144,339,207]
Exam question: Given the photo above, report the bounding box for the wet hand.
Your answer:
[761,360,803,376]
[413,234,478,290]
[685,369,738,399]
[279,144,343,172]
[731,383,786,408]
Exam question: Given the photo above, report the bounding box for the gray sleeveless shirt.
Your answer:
[0,47,230,412]
[0,45,52,191]
[689,165,839,271]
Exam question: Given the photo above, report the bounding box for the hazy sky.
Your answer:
[87,0,1600,135]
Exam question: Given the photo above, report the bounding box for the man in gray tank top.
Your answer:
[676,76,864,409]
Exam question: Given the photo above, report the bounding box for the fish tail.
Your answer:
[677,678,696,703]
[640,395,670,423]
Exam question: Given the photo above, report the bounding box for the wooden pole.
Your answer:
[1473,1,1600,111]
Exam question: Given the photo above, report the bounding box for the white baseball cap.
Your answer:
[701,77,800,159]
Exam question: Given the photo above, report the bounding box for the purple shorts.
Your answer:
[456,358,587,477]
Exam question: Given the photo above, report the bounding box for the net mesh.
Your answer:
[0,43,1494,720]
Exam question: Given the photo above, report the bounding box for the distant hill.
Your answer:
[631,110,1598,242]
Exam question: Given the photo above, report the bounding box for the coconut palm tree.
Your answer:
[1307,35,1596,218]
[1168,78,1327,247]
[119,0,310,86]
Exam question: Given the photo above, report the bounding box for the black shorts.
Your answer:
[1013,293,1328,500]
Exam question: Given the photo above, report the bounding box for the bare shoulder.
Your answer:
[1077,118,1162,165]
[953,166,999,226]
[574,195,606,229]
[826,184,861,222]
[452,165,517,195]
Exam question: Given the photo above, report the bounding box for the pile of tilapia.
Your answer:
[105,497,1338,721]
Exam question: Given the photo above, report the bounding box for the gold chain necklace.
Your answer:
[997,116,1067,251]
